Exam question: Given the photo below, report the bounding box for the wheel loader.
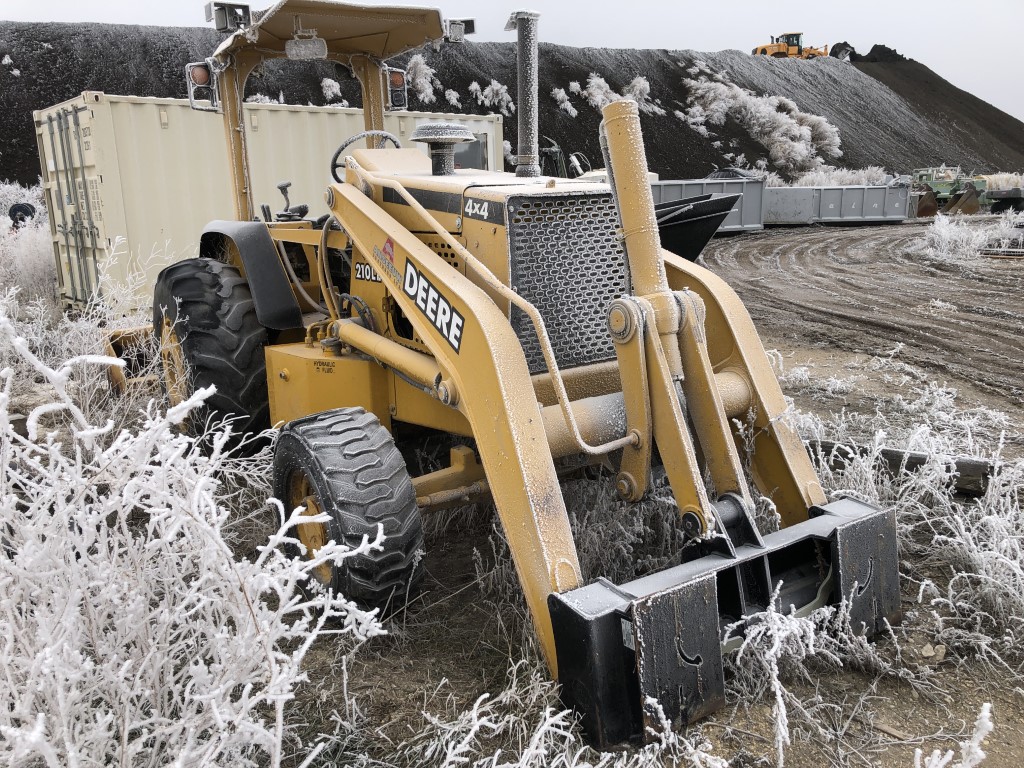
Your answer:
[152,0,900,747]
[752,32,829,59]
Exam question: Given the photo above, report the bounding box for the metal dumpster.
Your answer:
[649,178,764,233]
[34,91,504,310]
[764,185,911,226]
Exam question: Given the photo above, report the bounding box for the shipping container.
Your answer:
[34,91,504,309]
[763,185,911,226]
[649,178,765,233]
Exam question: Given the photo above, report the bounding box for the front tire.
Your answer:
[152,257,270,439]
[274,408,425,609]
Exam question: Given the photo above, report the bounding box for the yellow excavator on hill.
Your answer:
[752,32,829,59]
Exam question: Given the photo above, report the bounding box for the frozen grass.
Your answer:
[0,182,52,307]
[468,79,516,116]
[0,304,385,766]
[551,87,579,118]
[910,210,1024,261]
[915,704,993,768]
[567,73,664,116]
[682,65,842,174]
[979,172,1023,191]
[787,166,891,187]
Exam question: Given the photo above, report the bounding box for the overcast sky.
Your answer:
[5,0,1023,125]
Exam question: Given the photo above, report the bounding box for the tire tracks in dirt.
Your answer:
[700,221,1024,406]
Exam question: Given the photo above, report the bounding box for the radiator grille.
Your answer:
[506,192,629,374]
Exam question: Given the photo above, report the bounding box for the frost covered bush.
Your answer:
[980,172,1023,191]
[406,53,441,104]
[568,73,663,115]
[621,76,666,116]
[0,182,53,306]
[675,105,712,137]
[551,87,578,118]
[915,705,993,768]
[245,92,284,104]
[320,77,348,106]
[790,165,890,186]
[468,79,515,116]
[574,73,619,110]
[0,307,385,766]
[683,72,842,173]
[445,88,461,108]
[912,211,1024,260]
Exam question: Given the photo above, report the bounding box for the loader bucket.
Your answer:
[549,497,900,748]
[942,184,980,215]
[914,189,939,218]
[654,193,741,262]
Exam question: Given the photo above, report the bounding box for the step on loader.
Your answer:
[152,0,900,747]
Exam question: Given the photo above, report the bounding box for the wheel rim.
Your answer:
[160,318,189,409]
[288,469,333,586]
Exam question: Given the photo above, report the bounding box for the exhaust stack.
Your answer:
[505,10,540,177]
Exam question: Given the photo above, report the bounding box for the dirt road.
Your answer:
[700,220,1024,412]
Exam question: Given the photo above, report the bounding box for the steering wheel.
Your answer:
[330,130,402,182]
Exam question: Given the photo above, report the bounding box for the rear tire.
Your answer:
[152,257,270,440]
[274,408,424,609]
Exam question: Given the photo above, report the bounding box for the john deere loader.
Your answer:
[154,0,899,746]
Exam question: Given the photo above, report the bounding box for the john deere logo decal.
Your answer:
[403,261,464,352]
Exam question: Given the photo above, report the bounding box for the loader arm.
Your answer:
[663,252,828,523]
[329,181,583,671]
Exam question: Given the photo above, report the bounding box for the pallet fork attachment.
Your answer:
[540,100,901,745]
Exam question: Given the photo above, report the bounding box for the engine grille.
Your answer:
[506,192,630,375]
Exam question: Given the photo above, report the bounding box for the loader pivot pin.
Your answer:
[681,510,704,537]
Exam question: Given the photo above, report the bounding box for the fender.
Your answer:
[200,220,303,331]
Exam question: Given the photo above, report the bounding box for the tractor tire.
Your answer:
[771,52,789,58]
[274,408,424,609]
[152,257,269,440]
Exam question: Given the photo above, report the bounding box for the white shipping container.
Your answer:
[34,91,504,309]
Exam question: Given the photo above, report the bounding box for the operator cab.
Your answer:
[778,32,803,49]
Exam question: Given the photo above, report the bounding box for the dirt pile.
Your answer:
[1,20,1023,186]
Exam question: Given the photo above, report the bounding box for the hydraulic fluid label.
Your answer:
[403,261,464,353]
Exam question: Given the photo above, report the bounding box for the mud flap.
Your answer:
[549,497,899,748]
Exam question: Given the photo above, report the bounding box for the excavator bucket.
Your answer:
[915,188,939,218]
[942,183,981,215]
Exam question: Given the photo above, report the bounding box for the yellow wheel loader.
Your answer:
[752,32,829,59]
[153,0,899,746]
